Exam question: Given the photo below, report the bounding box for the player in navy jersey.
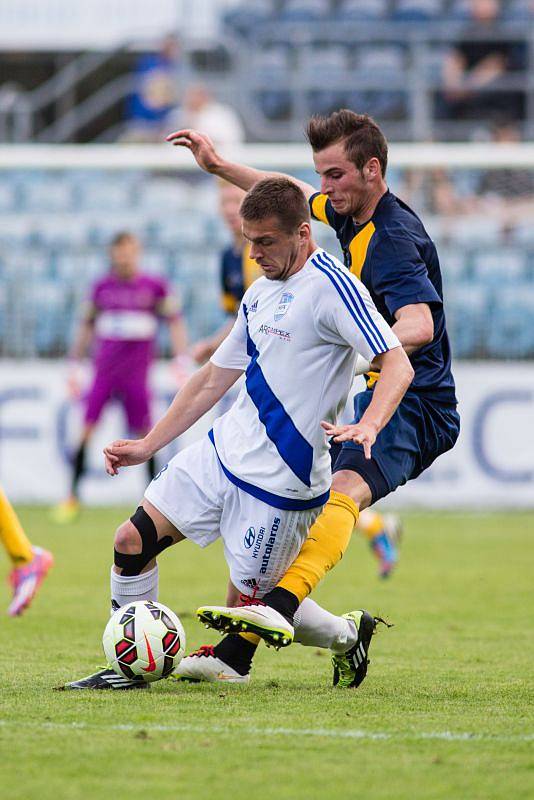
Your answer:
[168,114,459,687]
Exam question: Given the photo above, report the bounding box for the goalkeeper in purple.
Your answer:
[53,231,188,522]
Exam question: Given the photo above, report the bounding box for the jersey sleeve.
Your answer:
[371,232,442,317]
[210,301,250,371]
[315,267,400,361]
[309,192,345,232]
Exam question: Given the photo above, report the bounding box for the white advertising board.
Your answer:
[0,360,533,508]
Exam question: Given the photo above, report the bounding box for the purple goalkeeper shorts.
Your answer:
[84,373,151,432]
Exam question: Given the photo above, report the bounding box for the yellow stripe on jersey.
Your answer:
[366,370,380,389]
[221,292,239,314]
[242,242,263,290]
[348,221,376,279]
[310,193,329,225]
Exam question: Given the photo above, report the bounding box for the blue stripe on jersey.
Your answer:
[319,251,389,352]
[311,256,381,354]
[245,329,313,488]
[208,430,330,510]
[313,251,388,353]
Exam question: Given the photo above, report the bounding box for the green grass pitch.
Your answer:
[1,507,533,800]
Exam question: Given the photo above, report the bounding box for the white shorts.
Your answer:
[144,436,322,595]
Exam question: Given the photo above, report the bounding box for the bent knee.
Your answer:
[114,520,142,554]
[332,469,372,508]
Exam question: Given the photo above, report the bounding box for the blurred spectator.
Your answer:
[171,84,245,145]
[440,0,526,123]
[477,119,534,199]
[123,35,182,142]
[474,119,534,228]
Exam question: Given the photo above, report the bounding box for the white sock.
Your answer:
[110,565,159,610]
[293,598,358,653]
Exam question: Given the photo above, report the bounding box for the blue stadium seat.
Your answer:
[223,0,276,37]
[445,283,489,358]
[253,45,293,121]
[471,248,526,286]
[439,247,470,283]
[335,0,389,21]
[486,285,534,357]
[22,178,73,212]
[355,46,406,82]
[75,177,135,212]
[308,90,347,116]
[32,280,71,355]
[392,0,445,21]
[279,0,331,23]
[300,44,349,76]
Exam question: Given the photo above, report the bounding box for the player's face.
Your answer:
[242,217,304,281]
[111,238,141,278]
[219,185,245,237]
[313,141,368,217]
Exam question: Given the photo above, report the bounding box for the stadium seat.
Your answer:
[471,248,526,286]
[439,247,470,283]
[22,177,73,212]
[391,0,445,21]
[278,0,331,23]
[335,0,389,21]
[355,46,406,83]
[253,46,293,121]
[445,283,489,358]
[486,285,534,357]
[74,177,135,211]
[308,90,347,117]
[223,0,276,37]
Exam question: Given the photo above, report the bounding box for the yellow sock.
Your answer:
[357,509,384,541]
[277,491,359,603]
[239,632,261,645]
[0,486,33,565]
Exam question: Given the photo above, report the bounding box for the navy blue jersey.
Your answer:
[220,242,262,314]
[310,189,457,404]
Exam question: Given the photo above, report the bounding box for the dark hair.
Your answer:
[306,109,388,177]
[110,231,137,247]
[240,177,310,233]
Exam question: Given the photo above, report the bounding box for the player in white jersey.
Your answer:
[64,178,412,690]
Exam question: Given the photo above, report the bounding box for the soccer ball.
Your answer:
[103,600,185,683]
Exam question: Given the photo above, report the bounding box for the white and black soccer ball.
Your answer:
[103,600,185,683]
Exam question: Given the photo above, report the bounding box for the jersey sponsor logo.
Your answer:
[251,526,266,559]
[260,517,281,574]
[153,463,168,481]
[258,324,291,342]
[249,300,258,313]
[243,526,256,549]
[274,292,294,321]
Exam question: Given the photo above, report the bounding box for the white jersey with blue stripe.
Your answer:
[209,247,400,510]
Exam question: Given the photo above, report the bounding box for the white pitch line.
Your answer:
[1,720,532,744]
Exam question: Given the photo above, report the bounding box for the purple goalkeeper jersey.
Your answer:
[89,271,172,380]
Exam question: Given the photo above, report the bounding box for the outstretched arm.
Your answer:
[104,361,243,474]
[322,346,413,458]
[166,128,317,200]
